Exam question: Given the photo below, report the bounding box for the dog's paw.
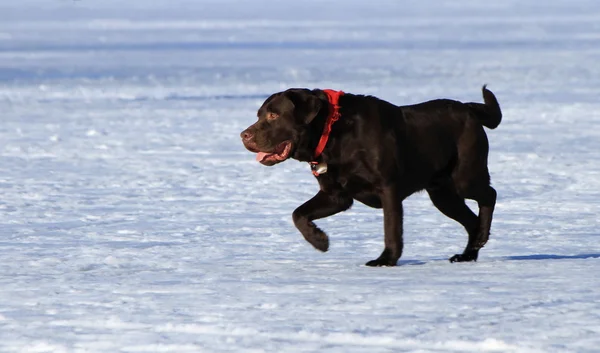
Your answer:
[449,251,478,263]
[365,258,397,267]
[304,229,329,252]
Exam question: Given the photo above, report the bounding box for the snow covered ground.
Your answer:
[1,0,600,352]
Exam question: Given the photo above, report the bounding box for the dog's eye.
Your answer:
[267,112,279,121]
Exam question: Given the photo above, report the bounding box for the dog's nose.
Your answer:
[240,130,254,141]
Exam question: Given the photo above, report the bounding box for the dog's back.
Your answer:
[400,85,502,131]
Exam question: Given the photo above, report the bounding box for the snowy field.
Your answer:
[1,0,600,352]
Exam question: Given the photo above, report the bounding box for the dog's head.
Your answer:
[240,89,322,166]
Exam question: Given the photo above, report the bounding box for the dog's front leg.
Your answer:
[292,191,353,252]
[366,184,403,267]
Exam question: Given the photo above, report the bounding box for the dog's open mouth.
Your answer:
[256,141,292,166]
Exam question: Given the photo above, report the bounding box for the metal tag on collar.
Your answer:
[310,161,328,176]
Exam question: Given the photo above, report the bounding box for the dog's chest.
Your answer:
[334,171,383,209]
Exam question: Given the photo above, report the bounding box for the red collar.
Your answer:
[310,89,344,176]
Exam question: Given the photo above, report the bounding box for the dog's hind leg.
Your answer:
[466,183,496,250]
[448,123,497,262]
[449,181,496,263]
[449,143,497,262]
[426,185,481,262]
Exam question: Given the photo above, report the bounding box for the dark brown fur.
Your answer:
[241,86,502,266]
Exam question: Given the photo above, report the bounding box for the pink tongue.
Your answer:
[256,152,270,162]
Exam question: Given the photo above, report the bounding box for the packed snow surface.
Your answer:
[1,0,599,352]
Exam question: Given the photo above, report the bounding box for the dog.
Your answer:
[241,86,501,266]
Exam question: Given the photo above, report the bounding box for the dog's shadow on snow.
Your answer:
[503,253,600,261]
[395,253,600,266]
[397,259,430,266]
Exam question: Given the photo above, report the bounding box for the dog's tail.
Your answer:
[466,85,502,129]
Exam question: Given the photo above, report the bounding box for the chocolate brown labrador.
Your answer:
[241,86,502,266]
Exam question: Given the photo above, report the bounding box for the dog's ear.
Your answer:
[302,94,322,124]
[285,89,322,124]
